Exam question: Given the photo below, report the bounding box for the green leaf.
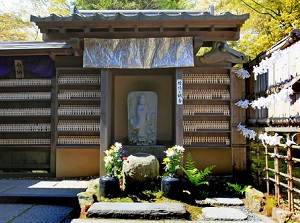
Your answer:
[181,152,215,187]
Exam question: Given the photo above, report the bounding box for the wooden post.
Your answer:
[265,145,270,195]
[50,70,58,176]
[175,68,184,170]
[100,69,113,177]
[175,68,183,146]
[274,145,280,205]
[286,134,294,212]
[256,141,261,187]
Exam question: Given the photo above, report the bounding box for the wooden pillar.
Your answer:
[274,145,280,204]
[286,134,294,212]
[265,145,270,195]
[256,141,261,187]
[50,71,57,175]
[100,69,113,176]
[175,68,183,146]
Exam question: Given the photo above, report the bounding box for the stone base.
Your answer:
[122,145,166,165]
[86,202,187,219]
[122,153,160,193]
[203,197,244,206]
[202,207,247,221]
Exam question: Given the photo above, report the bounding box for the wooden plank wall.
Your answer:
[231,68,247,171]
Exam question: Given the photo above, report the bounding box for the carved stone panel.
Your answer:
[128,91,157,146]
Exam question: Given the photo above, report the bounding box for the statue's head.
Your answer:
[139,94,146,105]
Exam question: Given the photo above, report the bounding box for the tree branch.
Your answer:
[240,0,277,20]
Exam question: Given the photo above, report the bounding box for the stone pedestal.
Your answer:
[122,152,159,193]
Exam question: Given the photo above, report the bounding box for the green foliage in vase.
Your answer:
[181,152,215,187]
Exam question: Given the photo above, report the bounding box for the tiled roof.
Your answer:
[0,42,71,51]
[31,10,249,22]
[0,42,72,57]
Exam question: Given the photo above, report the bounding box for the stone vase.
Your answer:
[161,176,182,200]
[99,175,120,198]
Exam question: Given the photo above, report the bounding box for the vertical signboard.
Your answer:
[177,79,183,105]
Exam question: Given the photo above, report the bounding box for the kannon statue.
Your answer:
[128,92,157,146]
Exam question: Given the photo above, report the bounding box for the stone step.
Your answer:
[86,202,188,220]
[196,197,244,206]
[201,207,248,221]
[72,220,186,223]
[72,219,264,223]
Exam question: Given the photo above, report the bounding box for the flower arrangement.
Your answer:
[162,145,185,177]
[103,142,125,179]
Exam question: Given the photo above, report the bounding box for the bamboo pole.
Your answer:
[257,141,261,187]
[274,145,280,205]
[286,134,294,212]
[265,144,270,194]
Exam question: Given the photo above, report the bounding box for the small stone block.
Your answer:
[203,197,244,206]
[86,202,186,219]
[272,207,293,223]
[202,207,247,221]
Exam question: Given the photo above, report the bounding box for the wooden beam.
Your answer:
[134,26,138,33]
[70,37,83,56]
[84,28,91,33]
[193,37,203,56]
[43,31,240,42]
[49,51,56,60]
[59,28,66,33]
[55,56,83,68]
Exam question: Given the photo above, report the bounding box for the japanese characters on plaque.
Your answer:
[176,79,183,105]
[14,60,24,79]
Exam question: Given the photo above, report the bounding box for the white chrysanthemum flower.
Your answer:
[166,150,175,157]
[105,156,113,164]
[114,142,122,149]
[174,145,185,153]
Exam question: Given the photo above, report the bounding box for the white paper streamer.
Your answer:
[237,123,257,140]
[258,132,282,146]
[253,50,283,80]
[235,99,250,109]
[235,68,250,79]
[286,139,296,147]
[235,87,294,110]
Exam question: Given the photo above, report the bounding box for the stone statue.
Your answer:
[128,91,157,145]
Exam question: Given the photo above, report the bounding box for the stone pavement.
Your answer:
[78,197,276,223]
[0,179,90,223]
[0,179,277,223]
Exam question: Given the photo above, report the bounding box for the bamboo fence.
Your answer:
[250,134,300,213]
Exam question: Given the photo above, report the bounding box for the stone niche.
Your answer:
[114,70,173,145]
